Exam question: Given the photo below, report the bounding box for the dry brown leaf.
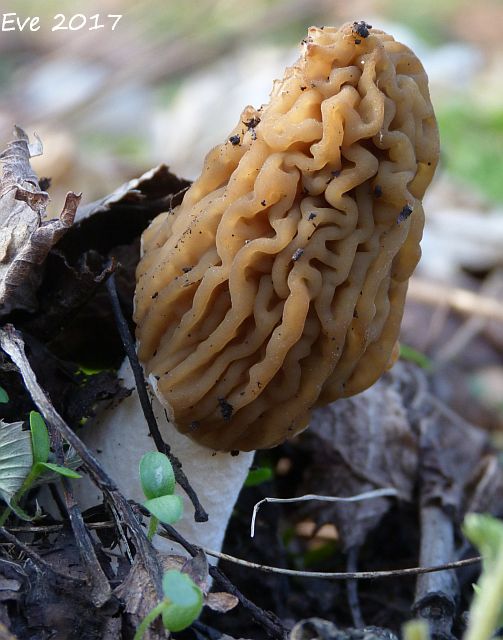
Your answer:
[299,373,416,550]
[114,559,166,640]
[296,361,503,550]
[0,127,80,316]
[205,591,239,613]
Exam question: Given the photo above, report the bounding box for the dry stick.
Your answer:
[408,277,503,323]
[48,419,111,606]
[158,521,288,640]
[61,477,112,607]
[7,522,116,533]
[0,325,164,600]
[105,271,208,523]
[196,546,481,580]
[346,546,364,628]
[427,269,503,364]
[413,505,458,639]
[0,525,85,587]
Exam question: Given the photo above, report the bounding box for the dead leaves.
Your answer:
[0,127,80,316]
[162,551,239,614]
[297,362,503,551]
[300,372,416,550]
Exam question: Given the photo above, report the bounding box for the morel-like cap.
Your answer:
[135,23,439,451]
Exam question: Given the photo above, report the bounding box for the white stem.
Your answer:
[73,358,254,560]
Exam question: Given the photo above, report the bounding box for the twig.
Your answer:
[105,271,208,523]
[250,488,398,537]
[413,505,458,639]
[0,325,164,599]
[408,277,503,323]
[0,526,85,587]
[346,546,364,628]
[49,419,111,606]
[435,268,503,364]
[195,546,481,580]
[158,521,287,640]
[61,477,112,606]
[7,521,116,533]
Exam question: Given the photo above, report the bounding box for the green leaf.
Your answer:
[244,466,273,487]
[161,570,203,632]
[463,513,503,634]
[0,420,33,506]
[144,495,183,525]
[32,447,82,487]
[37,462,81,479]
[0,387,9,404]
[402,619,431,640]
[139,451,175,499]
[30,412,50,465]
[399,344,432,370]
[8,497,36,522]
[463,513,503,568]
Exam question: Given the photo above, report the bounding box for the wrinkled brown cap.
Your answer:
[134,23,439,451]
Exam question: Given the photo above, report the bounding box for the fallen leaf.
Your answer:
[205,591,239,613]
[0,127,80,316]
[299,374,416,550]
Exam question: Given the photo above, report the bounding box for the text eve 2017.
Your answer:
[1,13,122,32]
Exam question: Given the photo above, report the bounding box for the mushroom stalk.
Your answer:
[75,358,254,559]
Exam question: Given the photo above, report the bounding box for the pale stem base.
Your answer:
[73,359,255,560]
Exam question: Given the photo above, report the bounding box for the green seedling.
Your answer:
[402,619,430,640]
[463,513,503,640]
[139,451,183,540]
[244,465,273,487]
[0,387,8,404]
[399,344,432,370]
[0,411,81,525]
[134,569,203,639]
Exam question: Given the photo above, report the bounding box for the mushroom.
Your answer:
[76,22,439,557]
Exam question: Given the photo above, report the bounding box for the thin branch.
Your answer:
[251,488,398,537]
[7,521,116,533]
[408,277,503,323]
[413,505,457,637]
[346,545,364,627]
[49,419,111,606]
[0,526,85,587]
[61,477,112,606]
[195,546,481,580]
[105,271,208,523]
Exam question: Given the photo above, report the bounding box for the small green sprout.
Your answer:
[0,411,81,525]
[134,569,203,639]
[136,452,202,638]
[463,513,503,640]
[244,465,273,487]
[399,344,432,370]
[0,387,9,404]
[139,451,183,540]
[402,619,430,640]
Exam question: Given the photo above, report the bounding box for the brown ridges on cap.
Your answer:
[134,23,439,451]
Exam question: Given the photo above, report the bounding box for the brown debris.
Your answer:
[0,128,80,316]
